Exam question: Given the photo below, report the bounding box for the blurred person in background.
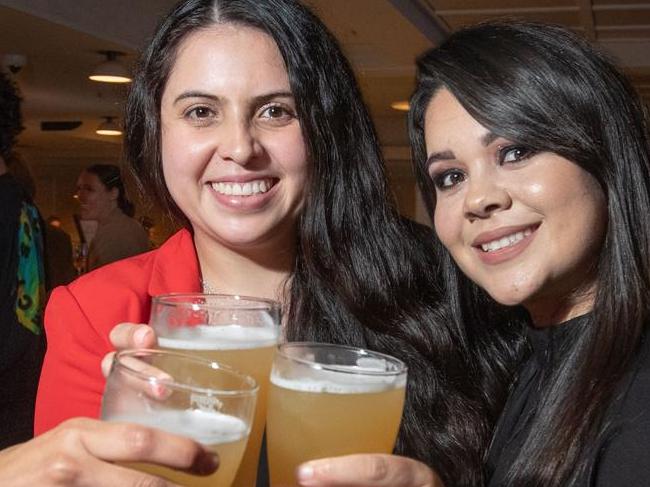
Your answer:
[43,216,76,293]
[0,72,46,448]
[75,164,149,271]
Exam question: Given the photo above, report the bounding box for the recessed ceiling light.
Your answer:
[391,101,410,112]
[89,51,132,84]
[96,116,122,136]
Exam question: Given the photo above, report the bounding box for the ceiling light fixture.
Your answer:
[96,116,122,136]
[89,50,132,83]
[390,101,410,112]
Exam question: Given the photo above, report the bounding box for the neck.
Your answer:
[97,204,119,225]
[193,231,296,304]
[526,284,596,327]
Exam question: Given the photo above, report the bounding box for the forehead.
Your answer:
[424,89,489,148]
[163,24,290,96]
[77,171,101,185]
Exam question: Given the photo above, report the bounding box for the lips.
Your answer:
[206,176,279,211]
[210,178,276,196]
[471,223,540,265]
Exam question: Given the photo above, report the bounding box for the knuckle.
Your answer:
[366,456,390,481]
[122,425,156,458]
[44,452,82,484]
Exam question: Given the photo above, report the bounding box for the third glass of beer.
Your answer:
[150,293,281,487]
[266,342,407,486]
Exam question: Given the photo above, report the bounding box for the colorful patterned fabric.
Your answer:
[15,201,45,335]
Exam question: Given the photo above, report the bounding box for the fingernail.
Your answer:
[196,452,219,475]
[134,327,150,346]
[297,463,315,485]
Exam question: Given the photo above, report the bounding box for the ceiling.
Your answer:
[0,0,648,167]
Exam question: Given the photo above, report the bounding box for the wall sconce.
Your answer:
[89,51,132,83]
[96,116,122,136]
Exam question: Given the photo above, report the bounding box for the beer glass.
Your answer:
[150,293,281,487]
[267,343,407,486]
[101,349,258,487]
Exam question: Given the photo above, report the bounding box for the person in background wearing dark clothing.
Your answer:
[0,73,46,449]
[75,164,149,271]
[43,216,76,293]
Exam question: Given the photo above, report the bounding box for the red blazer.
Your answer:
[34,229,200,434]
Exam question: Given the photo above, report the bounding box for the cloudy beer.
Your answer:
[101,349,258,487]
[266,343,407,486]
[151,294,281,487]
[107,410,248,487]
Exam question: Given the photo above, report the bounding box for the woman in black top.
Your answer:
[298,21,650,487]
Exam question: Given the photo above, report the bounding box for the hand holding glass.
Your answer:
[101,349,258,487]
[266,343,407,486]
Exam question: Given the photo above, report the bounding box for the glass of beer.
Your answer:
[150,293,281,487]
[266,342,407,486]
[101,349,258,487]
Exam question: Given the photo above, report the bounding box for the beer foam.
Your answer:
[158,325,279,350]
[270,372,406,394]
[105,409,248,445]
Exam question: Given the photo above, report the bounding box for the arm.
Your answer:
[34,287,110,433]
[296,454,443,487]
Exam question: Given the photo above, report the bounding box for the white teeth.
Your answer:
[211,179,273,196]
[480,228,533,252]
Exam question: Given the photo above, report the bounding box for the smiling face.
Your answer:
[425,89,607,325]
[160,24,308,251]
[75,170,117,222]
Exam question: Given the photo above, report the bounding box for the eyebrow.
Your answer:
[425,130,500,168]
[173,90,294,106]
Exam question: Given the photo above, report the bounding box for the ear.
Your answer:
[109,187,119,201]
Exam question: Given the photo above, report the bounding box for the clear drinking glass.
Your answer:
[266,342,408,486]
[101,349,258,487]
[150,293,282,487]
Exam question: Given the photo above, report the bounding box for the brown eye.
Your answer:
[500,145,535,164]
[433,170,466,190]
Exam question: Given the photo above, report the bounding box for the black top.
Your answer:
[487,314,650,486]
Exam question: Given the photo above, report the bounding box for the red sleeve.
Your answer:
[34,286,110,434]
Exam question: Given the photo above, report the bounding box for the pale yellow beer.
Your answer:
[159,325,279,487]
[108,409,248,487]
[266,344,407,487]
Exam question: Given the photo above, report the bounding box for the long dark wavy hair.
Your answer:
[409,20,650,485]
[0,72,23,160]
[124,0,512,484]
[84,164,136,217]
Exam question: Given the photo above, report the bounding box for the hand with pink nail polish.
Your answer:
[296,454,443,487]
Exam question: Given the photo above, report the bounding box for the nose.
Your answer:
[463,174,512,220]
[216,117,259,166]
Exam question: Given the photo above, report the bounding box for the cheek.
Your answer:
[433,200,460,250]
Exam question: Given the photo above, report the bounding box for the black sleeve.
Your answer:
[0,177,22,310]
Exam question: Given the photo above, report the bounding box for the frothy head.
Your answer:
[270,369,406,394]
[105,409,249,444]
[158,325,279,350]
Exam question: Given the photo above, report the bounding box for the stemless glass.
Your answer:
[266,343,408,486]
[150,293,282,487]
[101,349,258,487]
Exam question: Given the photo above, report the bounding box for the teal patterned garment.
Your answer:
[15,201,45,335]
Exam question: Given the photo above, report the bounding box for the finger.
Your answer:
[109,323,158,350]
[296,454,439,487]
[46,452,181,487]
[101,351,116,378]
[71,419,219,476]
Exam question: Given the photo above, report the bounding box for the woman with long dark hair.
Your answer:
[31,1,495,486]
[76,164,149,270]
[300,20,650,487]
